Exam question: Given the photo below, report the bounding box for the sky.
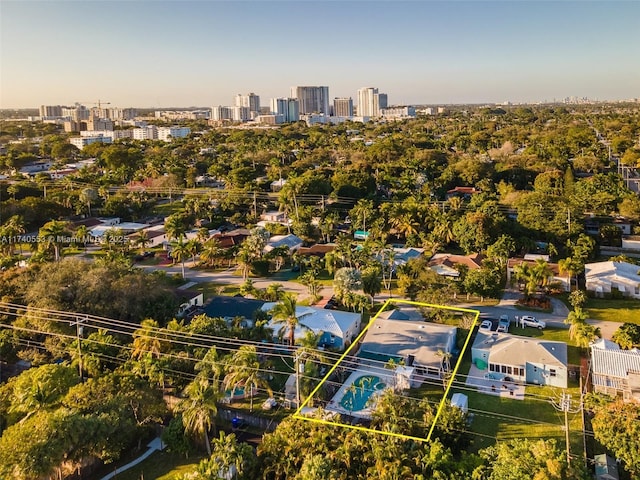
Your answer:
[1,0,639,108]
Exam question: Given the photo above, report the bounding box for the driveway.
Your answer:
[464,289,621,340]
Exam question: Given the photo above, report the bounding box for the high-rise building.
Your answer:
[357,87,387,117]
[290,86,330,115]
[333,97,354,117]
[39,105,62,117]
[211,106,233,121]
[270,98,300,123]
[232,106,251,122]
[235,93,260,114]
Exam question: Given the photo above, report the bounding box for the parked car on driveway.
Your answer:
[520,315,546,329]
[497,315,510,333]
[479,320,493,331]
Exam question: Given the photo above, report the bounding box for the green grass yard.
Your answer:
[111,451,203,480]
[584,298,640,325]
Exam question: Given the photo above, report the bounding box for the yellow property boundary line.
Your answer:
[292,299,480,443]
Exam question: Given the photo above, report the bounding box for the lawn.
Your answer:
[111,451,203,480]
[152,200,185,216]
[584,298,640,325]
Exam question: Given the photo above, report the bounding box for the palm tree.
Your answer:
[269,293,300,346]
[171,237,189,279]
[79,187,98,216]
[186,238,201,265]
[530,259,553,291]
[135,229,150,253]
[571,321,601,348]
[558,257,584,291]
[177,378,220,456]
[194,346,224,386]
[164,213,187,241]
[200,237,223,267]
[38,220,69,261]
[131,319,166,360]
[74,224,90,252]
[224,346,272,412]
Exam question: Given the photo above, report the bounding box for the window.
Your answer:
[489,364,496,372]
[501,365,507,374]
[507,366,512,375]
[550,369,557,377]
[519,368,525,376]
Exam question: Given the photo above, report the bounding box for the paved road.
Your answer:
[138,261,621,340]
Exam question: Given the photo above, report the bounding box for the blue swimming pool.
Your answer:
[484,372,503,381]
[340,375,386,412]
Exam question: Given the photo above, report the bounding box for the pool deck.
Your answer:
[326,368,394,419]
[465,364,526,400]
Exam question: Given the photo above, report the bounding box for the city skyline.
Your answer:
[1,1,639,109]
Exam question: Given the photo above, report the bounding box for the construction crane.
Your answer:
[80,100,111,109]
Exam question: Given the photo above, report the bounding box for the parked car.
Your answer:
[497,315,510,333]
[520,315,546,329]
[479,320,493,331]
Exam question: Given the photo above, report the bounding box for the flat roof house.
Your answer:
[585,261,640,299]
[472,331,568,388]
[359,308,457,379]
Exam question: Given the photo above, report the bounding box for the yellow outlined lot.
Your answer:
[293,299,480,443]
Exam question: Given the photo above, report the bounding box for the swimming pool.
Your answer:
[339,375,386,412]
[484,372,504,381]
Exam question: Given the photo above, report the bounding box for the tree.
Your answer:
[171,237,190,279]
[591,400,640,477]
[568,289,587,310]
[192,432,256,480]
[79,187,98,216]
[186,238,201,265]
[269,293,300,346]
[333,267,362,303]
[361,265,382,306]
[131,318,168,360]
[558,257,584,290]
[463,266,502,302]
[477,438,588,479]
[176,378,220,456]
[612,322,640,349]
[38,220,70,261]
[224,345,272,412]
[135,229,150,253]
[200,237,224,268]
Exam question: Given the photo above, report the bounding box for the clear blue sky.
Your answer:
[1,1,639,108]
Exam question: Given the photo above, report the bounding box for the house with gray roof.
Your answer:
[590,338,640,402]
[472,332,568,388]
[264,234,303,253]
[359,308,457,378]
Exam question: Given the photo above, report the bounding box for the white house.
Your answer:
[262,304,361,350]
[264,234,303,253]
[585,261,640,299]
[590,338,640,402]
[471,332,568,388]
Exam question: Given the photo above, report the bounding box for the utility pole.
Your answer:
[551,392,580,467]
[70,316,88,380]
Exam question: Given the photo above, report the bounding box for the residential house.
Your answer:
[262,303,361,350]
[297,243,336,258]
[264,234,303,253]
[359,307,457,379]
[201,296,266,327]
[260,210,288,224]
[471,331,568,388]
[212,229,250,249]
[506,255,569,292]
[446,186,479,200]
[590,338,640,402]
[429,253,484,278]
[585,261,640,299]
[270,178,287,192]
